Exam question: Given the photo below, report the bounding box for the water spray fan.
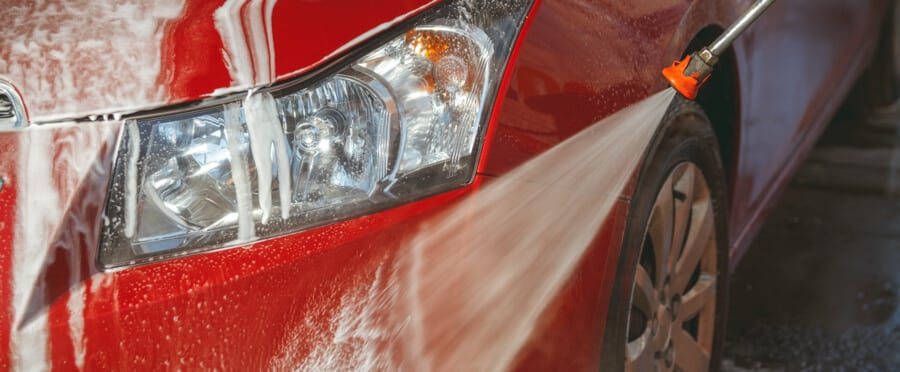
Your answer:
[663,0,776,100]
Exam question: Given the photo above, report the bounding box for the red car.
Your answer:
[0,0,891,370]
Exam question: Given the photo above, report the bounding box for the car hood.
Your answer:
[0,0,438,123]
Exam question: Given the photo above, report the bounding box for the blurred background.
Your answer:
[723,5,900,371]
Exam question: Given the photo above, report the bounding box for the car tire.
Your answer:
[599,96,729,372]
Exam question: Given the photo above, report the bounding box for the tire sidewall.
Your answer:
[600,96,730,371]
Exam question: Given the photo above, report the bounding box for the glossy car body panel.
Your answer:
[481,0,887,260]
[727,0,886,260]
[0,0,888,369]
[0,120,627,369]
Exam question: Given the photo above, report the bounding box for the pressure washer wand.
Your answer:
[663,0,776,99]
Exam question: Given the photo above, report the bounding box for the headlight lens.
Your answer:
[100,0,533,268]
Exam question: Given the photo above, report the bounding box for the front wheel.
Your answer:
[601,98,730,372]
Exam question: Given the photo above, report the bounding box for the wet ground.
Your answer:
[722,95,900,369]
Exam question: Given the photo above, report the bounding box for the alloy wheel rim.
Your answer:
[625,162,717,372]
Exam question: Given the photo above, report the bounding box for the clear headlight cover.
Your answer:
[99,0,533,268]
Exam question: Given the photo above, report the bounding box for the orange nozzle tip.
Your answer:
[662,55,701,100]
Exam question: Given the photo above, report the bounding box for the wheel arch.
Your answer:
[680,25,741,209]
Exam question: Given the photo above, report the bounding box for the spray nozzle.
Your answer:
[662,48,717,100]
[662,0,775,100]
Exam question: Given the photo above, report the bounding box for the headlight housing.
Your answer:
[99,0,534,268]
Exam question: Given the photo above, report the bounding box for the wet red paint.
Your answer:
[157,0,232,101]
[76,180,481,370]
[481,0,889,260]
[269,0,439,81]
[0,134,16,370]
[0,0,890,369]
[158,0,439,104]
[725,0,888,261]
[511,200,629,371]
[480,0,690,177]
[47,248,75,371]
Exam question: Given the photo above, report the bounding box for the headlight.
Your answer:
[99,0,534,268]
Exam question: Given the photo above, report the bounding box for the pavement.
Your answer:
[722,11,900,370]
[721,90,900,369]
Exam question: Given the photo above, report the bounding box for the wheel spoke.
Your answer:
[626,266,658,371]
[672,328,710,372]
[670,165,695,269]
[626,162,718,372]
[632,265,657,316]
[649,176,676,283]
[625,344,659,372]
[672,200,714,294]
[678,275,715,322]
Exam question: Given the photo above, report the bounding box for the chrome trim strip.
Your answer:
[0,81,27,130]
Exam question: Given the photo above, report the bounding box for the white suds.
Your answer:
[12,121,120,369]
[89,272,114,294]
[67,282,87,368]
[214,0,278,88]
[210,0,439,98]
[244,92,291,223]
[0,0,185,122]
[61,123,119,370]
[12,127,61,370]
[269,262,407,371]
[124,122,140,238]
[224,103,256,240]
